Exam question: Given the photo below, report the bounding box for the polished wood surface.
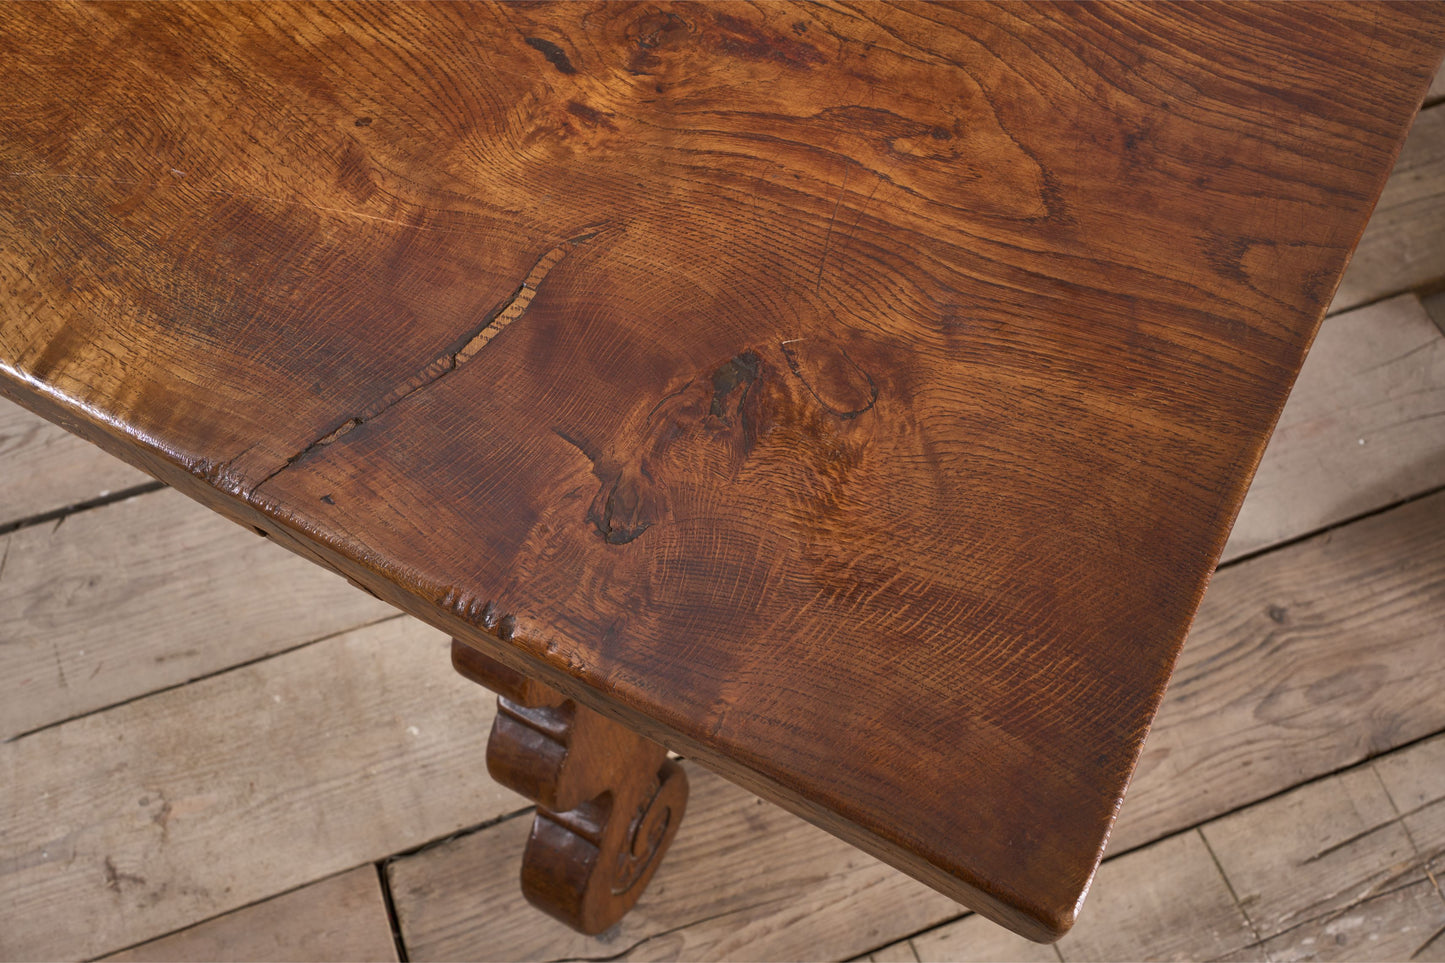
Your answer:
[2,1,1442,940]
[453,642,687,934]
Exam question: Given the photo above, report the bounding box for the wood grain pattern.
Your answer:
[1376,734,1445,887]
[453,641,688,934]
[1259,881,1445,963]
[1333,103,1445,312]
[907,915,1061,963]
[1053,832,1254,963]
[886,736,1445,963]
[1114,488,1445,853]
[0,487,395,739]
[1199,735,1445,962]
[0,397,150,527]
[387,489,1445,961]
[2,2,1442,938]
[1202,768,1423,938]
[0,618,522,962]
[1220,293,1445,562]
[99,866,399,963]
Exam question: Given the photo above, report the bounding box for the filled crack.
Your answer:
[246,228,600,495]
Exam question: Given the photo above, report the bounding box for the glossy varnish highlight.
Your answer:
[1,1,1441,939]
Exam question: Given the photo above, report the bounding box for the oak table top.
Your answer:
[3,1,1442,941]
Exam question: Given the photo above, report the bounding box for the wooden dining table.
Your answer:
[3,0,1442,943]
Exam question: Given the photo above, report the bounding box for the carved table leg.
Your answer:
[451,640,688,934]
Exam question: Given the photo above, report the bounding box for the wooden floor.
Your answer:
[2,74,1443,963]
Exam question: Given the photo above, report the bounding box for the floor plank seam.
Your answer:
[0,480,165,537]
[78,865,384,963]
[1373,762,1445,948]
[849,913,970,962]
[1197,827,1268,954]
[1,610,409,744]
[382,803,537,865]
[1226,873,1441,962]
[1215,479,1445,571]
[1048,724,1445,876]
[376,861,411,963]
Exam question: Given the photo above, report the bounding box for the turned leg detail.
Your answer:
[451,640,688,934]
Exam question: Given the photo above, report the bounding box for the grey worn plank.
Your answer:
[1202,767,1420,937]
[909,915,1060,963]
[0,487,396,739]
[863,941,924,963]
[1424,289,1445,337]
[100,866,398,963]
[1260,880,1445,962]
[0,618,523,962]
[1115,489,1445,852]
[0,397,150,527]
[1376,733,1445,884]
[1332,104,1445,311]
[1054,832,1253,963]
[1221,294,1445,562]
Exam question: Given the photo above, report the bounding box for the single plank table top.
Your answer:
[2,1,1442,941]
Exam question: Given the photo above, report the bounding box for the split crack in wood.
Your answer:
[246,228,600,495]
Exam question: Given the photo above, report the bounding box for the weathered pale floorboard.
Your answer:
[387,762,957,963]
[905,915,1061,963]
[1220,293,1445,561]
[1259,881,1445,963]
[879,736,1445,963]
[0,619,523,962]
[384,493,1445,961]
[1332,104,1445,311]
[863,941,925,963]
[1054,832,1254,963]
[0,488,396,739]
[1115,489,1445,852]
[1202,767,1423,938]
[0,397,151,527]
[1376,734,1445,887]
[99,866,398,963]
[1207,735,1445,962]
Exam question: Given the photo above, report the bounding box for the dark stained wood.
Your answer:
[1,1,1442,941]
[452,640,688,934]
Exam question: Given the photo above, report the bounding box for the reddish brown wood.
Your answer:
[452,640,687,934]
[1,1,1442,940]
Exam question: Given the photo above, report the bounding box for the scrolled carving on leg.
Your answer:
[451,639,689,934]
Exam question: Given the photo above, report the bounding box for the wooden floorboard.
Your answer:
[1332,103,1445,312]
[1114,488,1445,852]
[0,487,396,739]
[870,734,1445,963]
[98,866,398,963]
[1219,292,1445,562]
[0,619,524,962]
[0,396,151,529]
